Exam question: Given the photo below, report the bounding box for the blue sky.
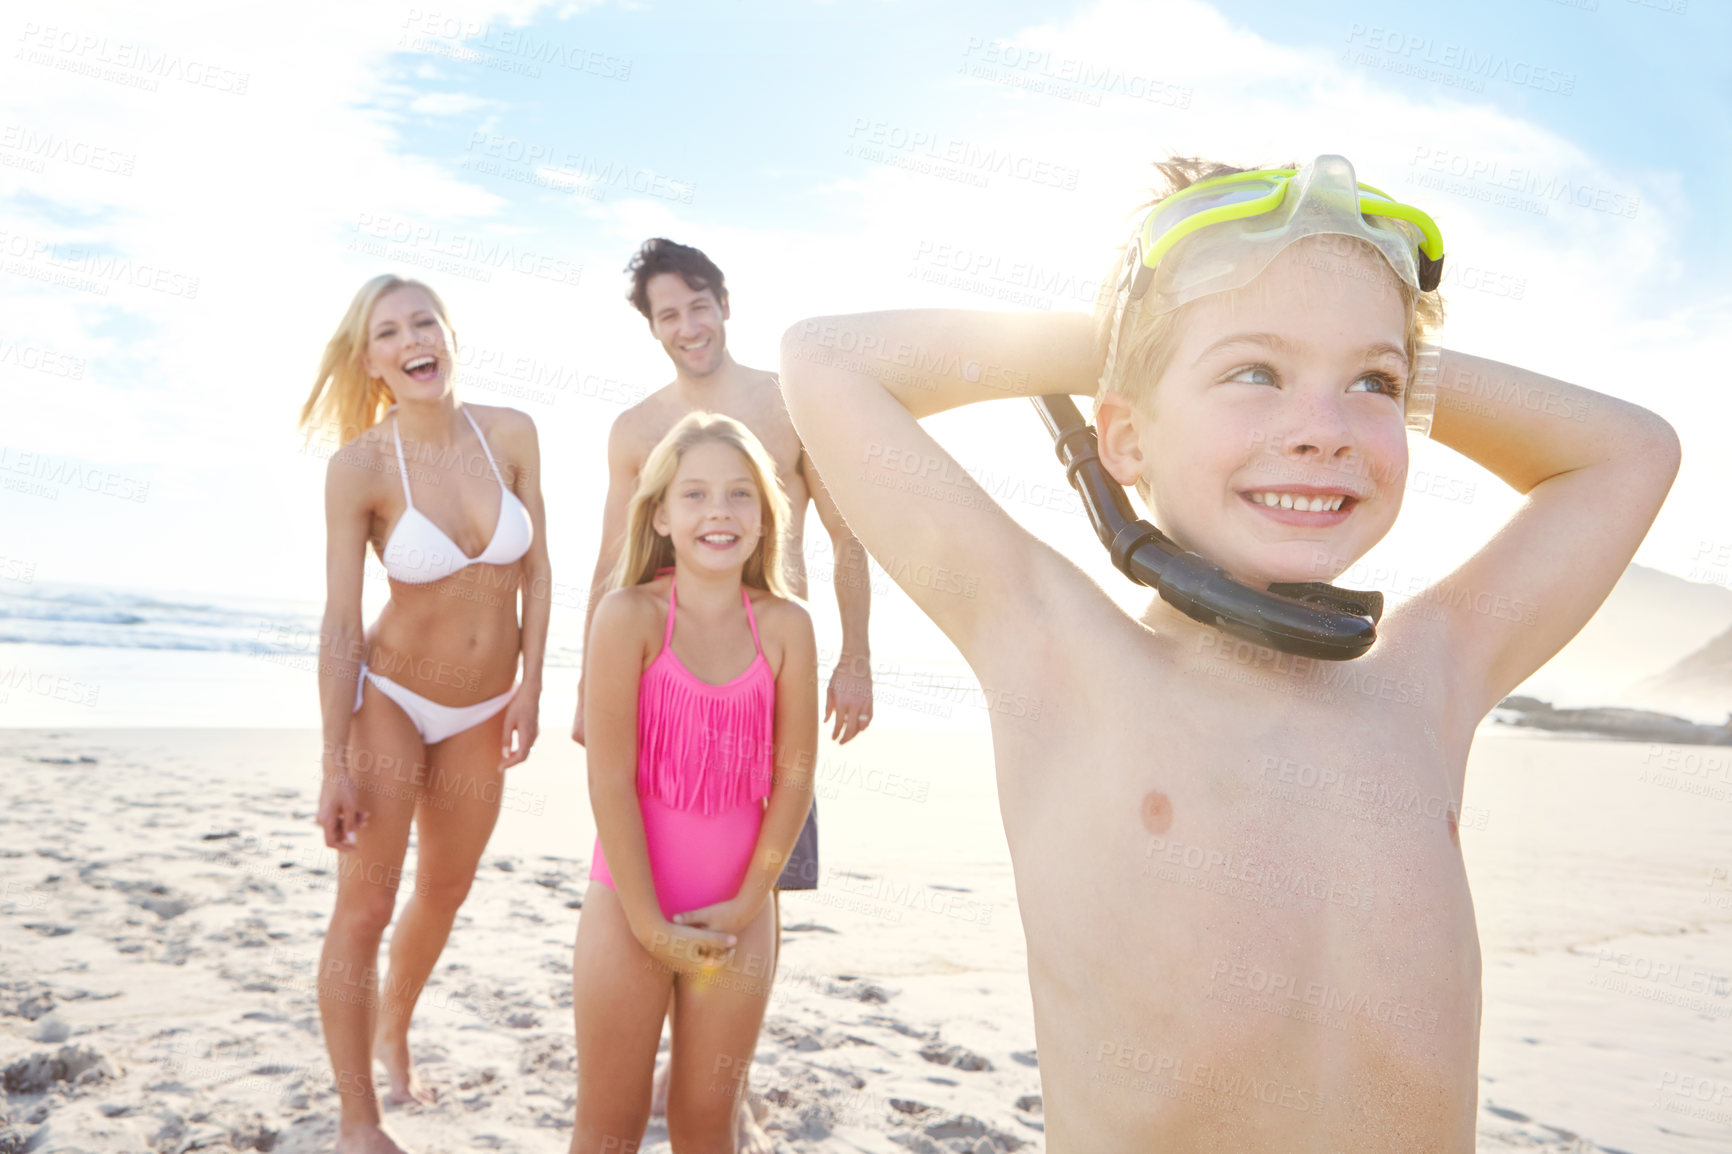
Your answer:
[379,0,1729,273]
[2,0,1727,658]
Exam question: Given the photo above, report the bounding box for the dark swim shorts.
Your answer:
[775,801,819,890]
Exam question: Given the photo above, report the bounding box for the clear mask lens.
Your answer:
[1106,155,1441,434]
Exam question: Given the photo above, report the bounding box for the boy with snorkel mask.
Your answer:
[779,154,1678,1150]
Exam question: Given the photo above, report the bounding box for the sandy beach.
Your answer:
[2,722,1730,1153]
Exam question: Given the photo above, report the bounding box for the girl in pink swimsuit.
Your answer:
[587,566,775,916]
[569,412,819,1152]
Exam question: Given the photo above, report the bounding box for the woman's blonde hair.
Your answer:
[609,412,795,599]
[298,274,455,443]
[1093,157,1445,413]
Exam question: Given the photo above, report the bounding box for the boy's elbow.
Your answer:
[781,318,820,349]
[1630,409,1681,481]
[1653,417,1682,477]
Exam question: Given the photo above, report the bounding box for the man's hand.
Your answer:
[825,650,873,743]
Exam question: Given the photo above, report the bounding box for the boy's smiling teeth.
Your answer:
[1248,491,1347,512]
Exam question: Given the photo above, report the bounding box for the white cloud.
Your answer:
[408,92,504,115]
[1,0,1720,630]
[0,0,550,598]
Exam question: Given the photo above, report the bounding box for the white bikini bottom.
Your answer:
[353,663,516,745]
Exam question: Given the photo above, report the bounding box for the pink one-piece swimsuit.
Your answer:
[590,570,775,919]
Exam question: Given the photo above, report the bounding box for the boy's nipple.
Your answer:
[1141,791,1174,835]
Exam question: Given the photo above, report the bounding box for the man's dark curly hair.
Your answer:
[626,238,728,323]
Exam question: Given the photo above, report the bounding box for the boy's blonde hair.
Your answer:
[610,411,795,598]
[298,274,455,443]
[1092,157,1446,414]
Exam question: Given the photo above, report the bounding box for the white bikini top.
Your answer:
[380,405,534,585]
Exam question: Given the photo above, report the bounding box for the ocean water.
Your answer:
[0,581,325,654]
[0,580,985,730]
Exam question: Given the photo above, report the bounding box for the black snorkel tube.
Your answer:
[1033,394,1384,661]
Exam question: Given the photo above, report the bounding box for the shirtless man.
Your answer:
[572,238,875,1147]
[778,156,1679,1150]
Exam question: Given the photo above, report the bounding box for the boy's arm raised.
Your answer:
[1424,351,1680,724]
[778,310,1098,661]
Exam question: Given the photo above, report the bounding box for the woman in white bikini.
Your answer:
[298,274,552,1154]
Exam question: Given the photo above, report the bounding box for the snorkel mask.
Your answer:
[1035,154,1446,661]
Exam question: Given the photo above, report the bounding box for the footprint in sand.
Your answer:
[826,974,892,1003]
[862,1013,930,1039]
[764,1020,837,1053]
[894,1113,1029,1153]
[1,1044,117,1093]
[516,1036,574,1077]
[0,982,56,1020]
[21,923,74,937]
[917,1041,993,1072]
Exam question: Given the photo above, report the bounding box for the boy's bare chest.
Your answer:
[993,654,1481,1143]
[1001,652,1456,858]
[994,646,1475,998]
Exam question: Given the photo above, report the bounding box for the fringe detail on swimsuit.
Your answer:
[635,658,774,816]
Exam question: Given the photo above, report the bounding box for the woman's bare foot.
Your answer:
[373,1031,437,1106]
[335,1121,412,1154]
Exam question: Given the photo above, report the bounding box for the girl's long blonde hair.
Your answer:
[298,274,455,443]
[610,412,795,599]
